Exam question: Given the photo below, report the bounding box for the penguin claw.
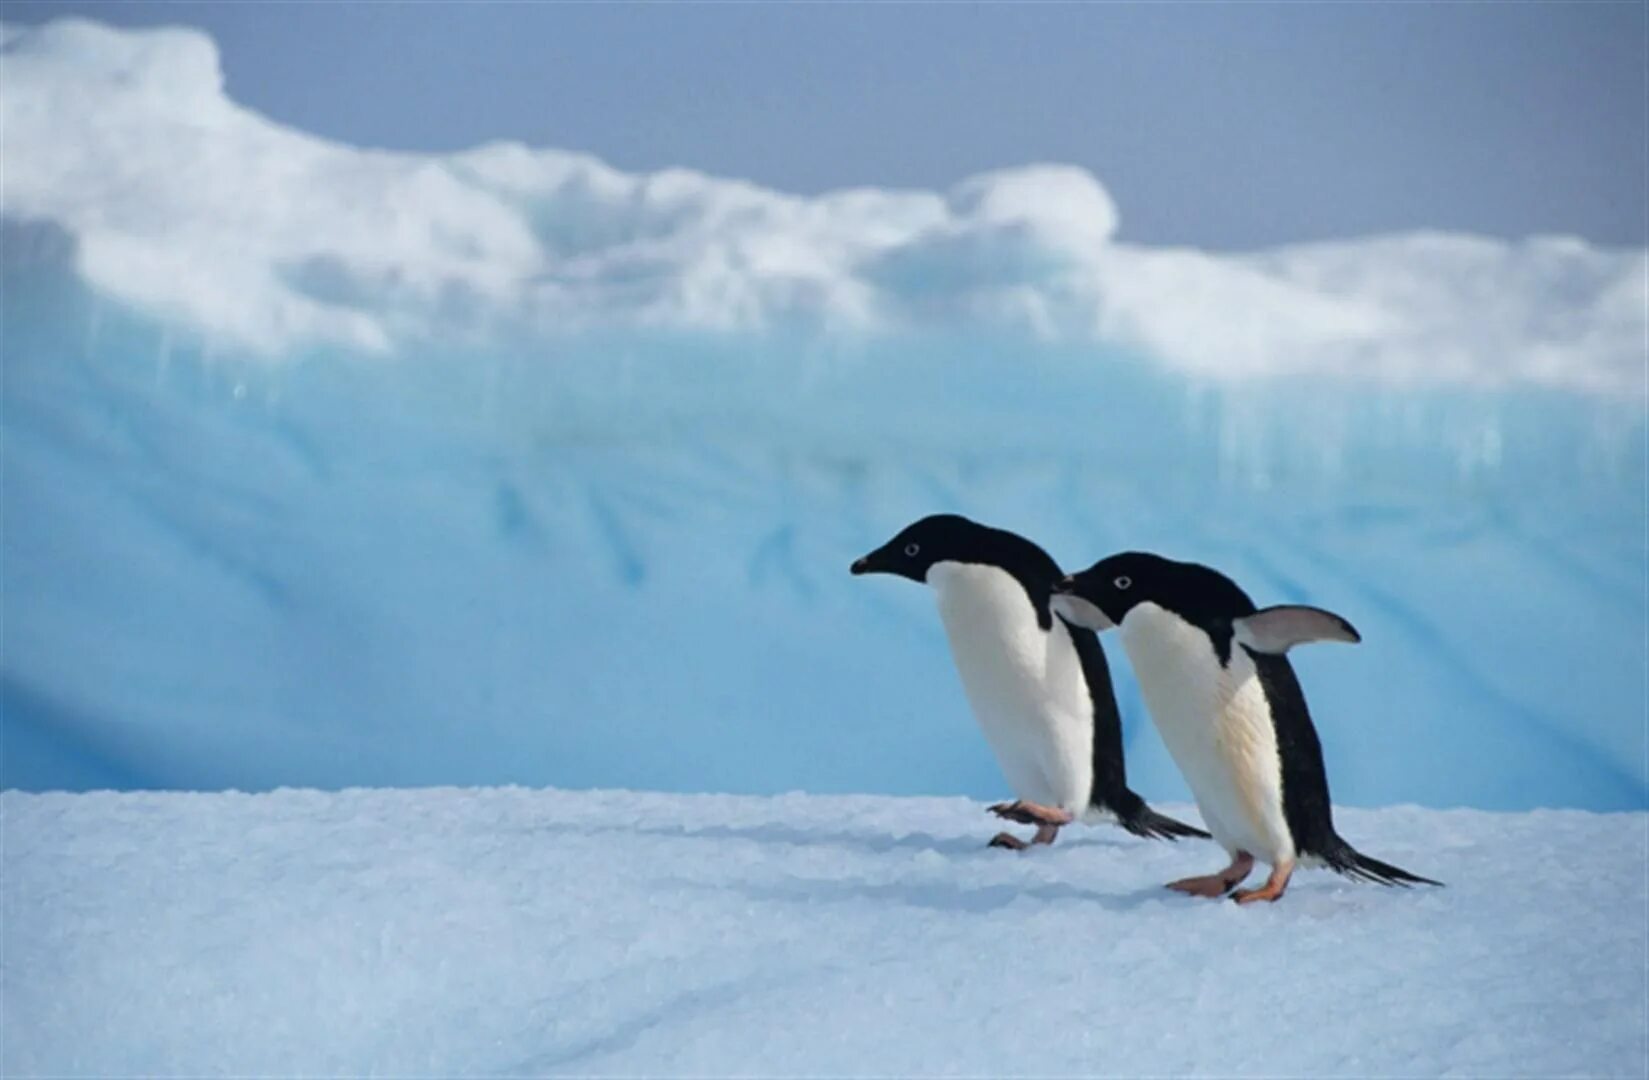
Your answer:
[988,832,1029,851]
[988,800,1074,827]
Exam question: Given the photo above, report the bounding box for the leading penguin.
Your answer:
[1051,551,1441,902]
[851,515,1206,849]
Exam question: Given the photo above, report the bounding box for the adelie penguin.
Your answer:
[1051,552,1442,903]
[851,515,1206,849]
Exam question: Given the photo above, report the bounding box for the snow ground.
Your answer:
[3,787,1645,1077]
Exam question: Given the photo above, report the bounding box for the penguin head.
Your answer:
[851,514,1053,587]
[850,514,985,584]
[1051,551,1253,631]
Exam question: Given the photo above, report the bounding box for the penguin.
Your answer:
[1050,552,1441,902]
[851,515,1207,849]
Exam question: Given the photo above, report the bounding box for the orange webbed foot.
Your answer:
[988,800,1075,828]
[1232,862,1293,904]
[1165,852,1254,899]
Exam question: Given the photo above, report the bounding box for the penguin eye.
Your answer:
[1113,575,1132,590]
[904,543,921,557]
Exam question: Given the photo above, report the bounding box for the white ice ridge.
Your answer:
[3,17,1645,396]
[3,786,1645,1076]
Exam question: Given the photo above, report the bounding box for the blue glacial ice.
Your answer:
[2,18,1645,811]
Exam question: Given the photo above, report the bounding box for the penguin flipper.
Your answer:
[1117,800,1211,842]
[1234,605,1361,654]
[1324,843,1443,888]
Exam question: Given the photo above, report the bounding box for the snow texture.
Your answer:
[2,787,1645,1077]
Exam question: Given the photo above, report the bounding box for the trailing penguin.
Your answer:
[1053,551,1441,902]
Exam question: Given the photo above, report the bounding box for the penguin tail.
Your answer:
[1323,841,1443,888]
[1118,802,1210,842]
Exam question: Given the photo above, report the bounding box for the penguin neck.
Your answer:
[1121,603,1240,672]
[928,562,1050,655]
[1119,602,1233,682]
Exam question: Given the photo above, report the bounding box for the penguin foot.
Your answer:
[986,823,1061,851]
[1232,862,1293,904]
[988,801,1074,828]
[1166,874,1239,898]
[1167,852,1254,898]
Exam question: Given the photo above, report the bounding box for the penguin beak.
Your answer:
[850,556,871,575]
[1052,575,1075,594]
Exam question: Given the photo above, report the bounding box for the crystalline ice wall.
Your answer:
[3,20,1644,808]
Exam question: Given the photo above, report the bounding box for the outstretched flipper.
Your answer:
[1234,605,1361,654]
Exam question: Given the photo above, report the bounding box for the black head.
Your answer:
[1051,551,1257,631]
[851,514,1060,592]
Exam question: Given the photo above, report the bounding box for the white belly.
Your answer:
[1119,603,1294,864]
[930,563,1094,814]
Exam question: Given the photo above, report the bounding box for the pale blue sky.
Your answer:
[9,2,1646,250]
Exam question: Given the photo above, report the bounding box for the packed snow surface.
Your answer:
[2,787,1645,1077]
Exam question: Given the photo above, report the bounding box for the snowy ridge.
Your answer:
[3,786,1645,1077]
[3,17,1645,395]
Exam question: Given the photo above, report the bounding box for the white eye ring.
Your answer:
[904,543,921,557]
[1114,575,1132,590]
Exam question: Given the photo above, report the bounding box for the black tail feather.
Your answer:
[1118,803,1210,842]
[1325,842,1443,888]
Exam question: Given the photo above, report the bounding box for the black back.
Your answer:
[1248,650,1340,859]
[1063,616,1146,818]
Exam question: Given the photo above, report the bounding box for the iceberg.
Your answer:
[1,18,1644,810]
